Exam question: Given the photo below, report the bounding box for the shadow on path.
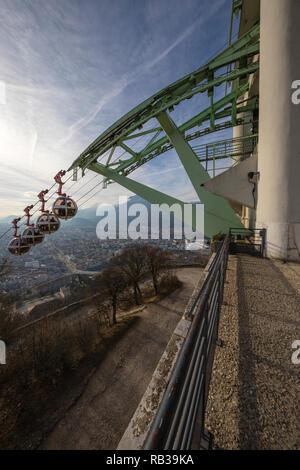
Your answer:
[236,254,300,449]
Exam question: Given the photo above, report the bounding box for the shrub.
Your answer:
[158,273,182,294]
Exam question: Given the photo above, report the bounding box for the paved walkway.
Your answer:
[40,268,201,450]
[205,254,300,449]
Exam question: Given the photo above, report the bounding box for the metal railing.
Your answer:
[194,134,258,163]
[143,233,231,450]
[124,119,246,177]
[230,227,266,257]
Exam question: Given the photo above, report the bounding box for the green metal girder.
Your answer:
[69,24,259,173]
[214,102,258,120]
[133,82,250,162]
[118,142,137,158]
[123,118,245,174]
[67,18,259,239]
[103,82,251,176]
[123,127,161,141]
[121,103,258,174]
[213,23,259,64]
[156,111,244,237]
[88,161,199,232]
[89,162,184,207]
[209,43,259,70]
[73,61,257,172]
[178,84,249,134]
[88,161,244,237]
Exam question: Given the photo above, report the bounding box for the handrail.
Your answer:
[143,233,231,450]
[193,134,258,161]
[230,227,267,257]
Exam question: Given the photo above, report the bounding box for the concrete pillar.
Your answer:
[233,98,253,149]
[256,0,300,260]
[232,101,254,223]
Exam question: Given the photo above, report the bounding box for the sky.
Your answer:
[0,0,236,218]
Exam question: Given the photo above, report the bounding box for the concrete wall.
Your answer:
[256,0,300,260]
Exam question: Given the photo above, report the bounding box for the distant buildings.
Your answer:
[0,224,208,305]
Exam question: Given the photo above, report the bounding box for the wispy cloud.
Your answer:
[0,0,230,218]
[59,0,226,145]
[57,27,198,145]
[58,74,131,145]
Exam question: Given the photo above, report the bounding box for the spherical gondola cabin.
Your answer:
[37,213,60,234]
[8,237,31,255]
[22,226,45,246]
[52,196,77,220]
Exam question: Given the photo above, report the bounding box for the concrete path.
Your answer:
[206,254,300,450]
[40,267,201,450]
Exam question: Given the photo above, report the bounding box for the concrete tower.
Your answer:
[256,0,300,260]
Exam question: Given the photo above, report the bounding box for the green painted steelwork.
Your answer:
[123,118,245,175]
[69,21,260,238]
[194,134,258,161]
[69,24,259,173]
[156,111,244,236]
[88,161,199,232]
[89,161,244,236]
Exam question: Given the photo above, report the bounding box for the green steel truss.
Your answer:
[69,22,260,237]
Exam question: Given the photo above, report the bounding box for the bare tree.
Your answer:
[101,264,127,324]
[113,244,148,305]
[143,245,171,295]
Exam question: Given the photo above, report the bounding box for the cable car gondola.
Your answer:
[52,196,77,220]
[22,226,45,246]
[5,169,79,256]
[8,237,31,255]
[37,212,60,234]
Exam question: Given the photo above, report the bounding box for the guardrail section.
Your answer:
[143,233,230,450]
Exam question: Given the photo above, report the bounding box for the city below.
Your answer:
[0,213,209,313]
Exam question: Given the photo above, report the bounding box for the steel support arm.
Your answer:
[157,111,244,236]
[88,161,199,232]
